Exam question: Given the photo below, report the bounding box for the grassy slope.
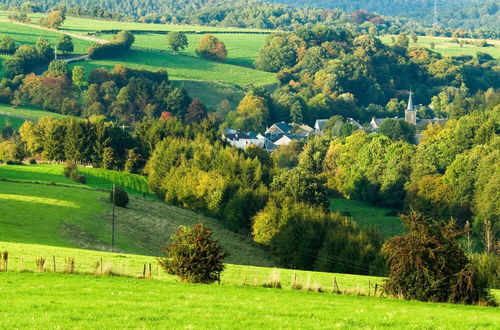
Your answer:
[0,165,273,266]
[0,272,498,329]
[0,104,67,120]
[0,114,24,129]
[70,49,275,86]
[329,198,405,238]
[119,33,268,68]
[380,35,500,59]
[0,164,149,195]
[0,20,93,54]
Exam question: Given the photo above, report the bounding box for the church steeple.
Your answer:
[407,91,414,111]
[405,91,416,125]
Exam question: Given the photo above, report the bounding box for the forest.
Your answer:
[1,0,498,38]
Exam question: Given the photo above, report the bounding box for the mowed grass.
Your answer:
[0,104,67,120]
[329,198,405,238]
[0,164,149,195]
[0,20,93,54]
[123,33,268,68]
[0,271,498,329]
[0,114,24,129]
[70,49,276,86]
[381,35,500,59]
[0,181,108,248]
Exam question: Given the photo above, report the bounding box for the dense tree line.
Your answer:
[4,37,54,77]
[222,26,499,128]
[3,0,497,38]
[272,0,500,32]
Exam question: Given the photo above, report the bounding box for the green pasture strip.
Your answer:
[380,35,500,59]
[0,114,24,129]
[0,272,498,329]
[69,49,276,86]
[0,104,67,121]
[0,20,93,54]
[329,198,405,238]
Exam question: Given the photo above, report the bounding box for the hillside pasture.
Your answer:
[381,35,500,59]
[0,104,67,120]
[0,175,273,265]
[118,32,268,68]
[329,198,405,238]
[17,13,272,34]
[0,114,24,129]
[70,49,276,86]
[0,20,93,54]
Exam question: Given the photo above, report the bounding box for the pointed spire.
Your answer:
[407,91,414,111]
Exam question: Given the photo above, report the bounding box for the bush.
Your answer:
[383,212,495,305]
[29,158,37,164]
[64,161,86,184]
[63,161,78,178]
[111,186,129,208]
[158,223,228,283]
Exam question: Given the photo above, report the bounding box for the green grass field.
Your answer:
[0,12,271,34]
[0,271,498,329]
[0,164,149,195]
[70,49,275,86]
[329,198,405,238]
[116,33,268,68]
[0,104,67,120]
[0,20,93,54]
[0,114,24,129]
[0,166,273,265]
[380,35,500,59]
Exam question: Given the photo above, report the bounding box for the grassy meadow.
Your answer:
[69,49,275,86]
[380,35,500,59]
[0,165,273,265]
[0,20,93,54]
[0,113,24,129]
[116,32,268,68]
[329,198,405,238]
[0,270,498,329]
[1,164,149,195]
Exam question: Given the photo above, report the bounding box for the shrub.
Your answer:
[383,211,495,305]
[158,223,228,283]
[29,158,37,164]
[111,186,129,208]
[64,161,78,178]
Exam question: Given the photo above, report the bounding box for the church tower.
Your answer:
[405,92,417,125]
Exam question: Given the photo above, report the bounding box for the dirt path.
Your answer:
[2,20,107,44]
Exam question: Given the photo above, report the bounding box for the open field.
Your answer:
[70,49,275,86]
[0,164,149,195]
[0,12,271,34]
[0,20,93,54]
[0,176,273,265]
[0,113,24,129]
[381,35,500,59]
[329,198,405,238]
[114,33,268,68]
[0,104,67,120]
[0,271,498,329]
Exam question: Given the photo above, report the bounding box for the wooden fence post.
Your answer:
[374,283,378,297]
[368,280,371,297]
[53,256,56,272]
